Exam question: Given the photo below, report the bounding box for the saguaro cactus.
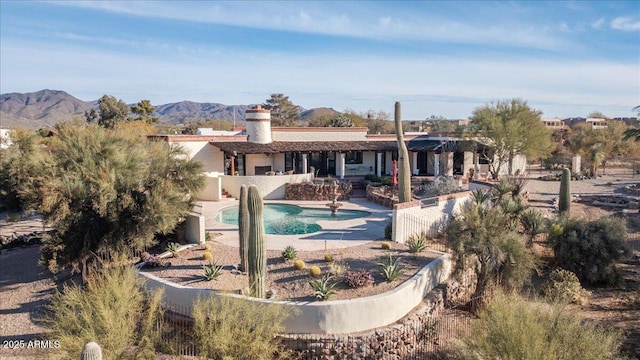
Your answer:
[80,342,102,360]
[247,185,267,298]
[394,101,412,203]
[559,167,571,215]
[238,184,249,272]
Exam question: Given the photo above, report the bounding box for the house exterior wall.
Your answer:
[170,141,224,173]
[271,128,369,142]
[273,153,286,172]
[221,173,313,199]
[245,154,275,176]
[344,151,376,176]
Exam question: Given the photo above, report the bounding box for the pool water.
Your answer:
[216,203,371,235]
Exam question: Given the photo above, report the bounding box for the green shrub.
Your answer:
[384,222,393,240]
[465,291,625,360]
[192,295,293,360]
[542,268,590,305]
[43,265,164,360]
[550,217,631,285]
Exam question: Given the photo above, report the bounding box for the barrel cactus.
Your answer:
[559,168,571,215]
[394,101,412,203]
[238,184,249,272]
[80,341,102,360]
[247,185,267,298]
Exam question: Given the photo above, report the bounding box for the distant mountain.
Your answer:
[0,89,330,129]
[300,107,340,124]
[0,90,94,128]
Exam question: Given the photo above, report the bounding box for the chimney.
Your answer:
[245,105,272,144]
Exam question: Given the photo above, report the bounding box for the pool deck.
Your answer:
[196,199,392,251]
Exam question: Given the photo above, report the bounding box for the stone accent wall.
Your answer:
[285,183,352,201]
[278,276,475,360]
[366,185,397,208]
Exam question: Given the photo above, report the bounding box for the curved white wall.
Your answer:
[139,253,451,334]
[221,173,313,200]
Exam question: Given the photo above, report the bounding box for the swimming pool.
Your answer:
[216,203,371,235]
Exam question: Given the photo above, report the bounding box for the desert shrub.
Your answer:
[293,259,306,270]
[192,295,293,360]
[384,222,393,240]
[328,260,347,276]
[465,291,625,360]
[542,268,590,305]
[415,176,462,198]
[202,261,223,281]
[43,265,164,360]
[550,217,631,285]
[309,265,321,277]
[364,174,382,183]
[343,270,375,288]
[165,242,180,257]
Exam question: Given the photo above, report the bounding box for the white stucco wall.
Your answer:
[245,154,275,175]
[220,173,313,200]
[198,173,222,201]
[344,151,376,176]
[170,141,224,173]
[184,214,205,244]
[139,253,451,334]
[392,192,471,244]
[271,128,369,142]
[246,120,272,144]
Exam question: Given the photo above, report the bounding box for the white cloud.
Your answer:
[611,17,640,31]
[592,18,605,29]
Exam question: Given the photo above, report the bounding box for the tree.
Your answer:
[445,189,535,312]
[623,105,640,142]
[470,99,553,178]
[131,99,158,124]
[30,123,204,280]
[326,114,354,127]
[262,93,300,127]
[569,120,634,175]
[87,95,131,129]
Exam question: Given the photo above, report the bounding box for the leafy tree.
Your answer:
[568,120,633,175]
[587,111,608,119]
[131,99,158,124]
[445,189,535,312]
[470,99,553,178]
[326,114,354,127]
[262,93,300,127]
[87,94,131,129]
[361,110,394,134]
[29,123,204,280]
[623,105,640,142]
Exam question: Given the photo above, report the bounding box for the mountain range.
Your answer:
[0,89,340,128]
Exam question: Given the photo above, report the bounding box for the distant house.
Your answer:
[0,129,13,149]
[150,106,523,200]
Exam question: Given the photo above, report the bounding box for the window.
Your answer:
[345,151,363,164]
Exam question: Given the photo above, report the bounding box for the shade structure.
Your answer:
[392,160,398,186]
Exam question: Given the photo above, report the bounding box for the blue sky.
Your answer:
[1,1,639,119]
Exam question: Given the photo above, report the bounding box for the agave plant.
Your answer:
[520,208,547,248]
[165,242,180,258]
[202,261,223,281]
[378,254,405,282]
[309,274,338,301]
[281,245,297,261]
[406,232,428,254]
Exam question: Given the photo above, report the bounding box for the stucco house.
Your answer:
[150,106,524,200]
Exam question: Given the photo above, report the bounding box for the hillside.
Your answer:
[0,90,324,128]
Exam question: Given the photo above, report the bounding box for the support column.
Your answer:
[434,154,440,177]
[412,152,418,175]
[339,153,346,180]
[302,154,308,174]
[376,153,382,177]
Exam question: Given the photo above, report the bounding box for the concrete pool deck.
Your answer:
[196,199,392,251]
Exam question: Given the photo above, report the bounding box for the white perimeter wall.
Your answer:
[170,141,224,173]
[139,253,451,334]
[221,173,313,199]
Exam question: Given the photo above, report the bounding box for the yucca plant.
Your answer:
[378,254,405,281]
[281,245,297,261]
[520,208,547,248]
[407,232,428,254]
[202,261,223,281]
[309,274,338,301]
